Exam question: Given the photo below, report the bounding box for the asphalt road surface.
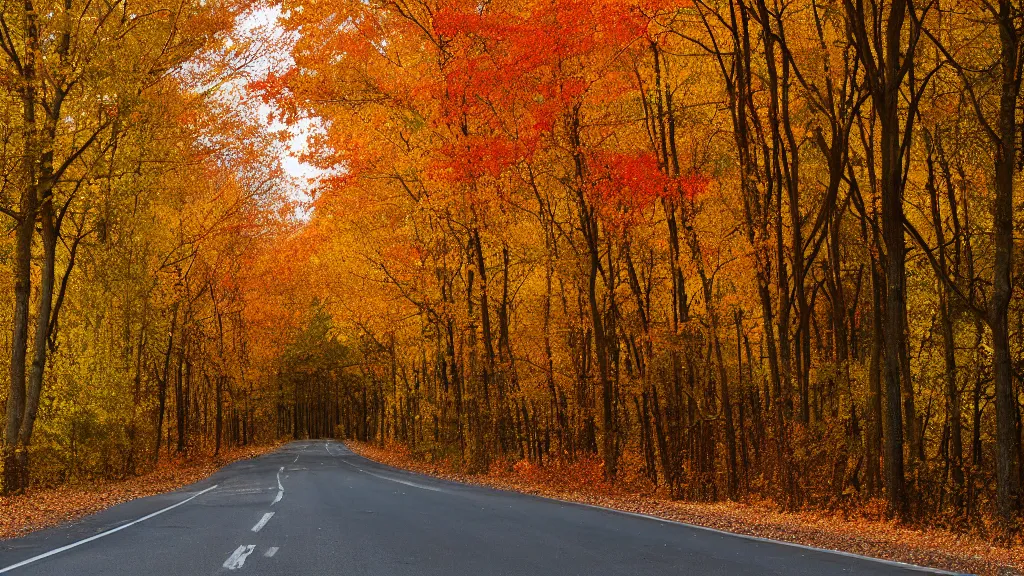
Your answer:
[0,440,963,575]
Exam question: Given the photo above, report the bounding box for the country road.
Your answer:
[0,440,961,576]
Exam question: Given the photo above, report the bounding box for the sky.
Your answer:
[237,7,325,202]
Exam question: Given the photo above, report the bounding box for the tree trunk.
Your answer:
[155,305,178,463]
[216,376,224,456]
[992,0,1021,527]
[2,0,40,495]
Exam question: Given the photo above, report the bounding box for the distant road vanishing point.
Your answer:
[0,441,963,576]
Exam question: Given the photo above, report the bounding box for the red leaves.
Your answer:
[269,0,712,228]
[587,150,710,231]
[432,135,519,182]
[434,0,648,65]
[430,0,652,180]
[588,151,669,208]
[680,171,711,200]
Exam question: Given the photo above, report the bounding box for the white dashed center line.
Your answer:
[272,467,284,505]
[223,545,255,570]
[251,512,274,532]
[265,547,279,558]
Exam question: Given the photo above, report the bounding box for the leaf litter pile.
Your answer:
[0,444,279,540]
[348,440,1024,576]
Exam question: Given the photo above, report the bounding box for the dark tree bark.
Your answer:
[845,0,923,518]
[155,305,178,462]
[2,0,40,495]
[990,0,1022,527]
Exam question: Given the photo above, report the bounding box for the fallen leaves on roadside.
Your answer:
[348,440,1024,576]
[0,444,281,540]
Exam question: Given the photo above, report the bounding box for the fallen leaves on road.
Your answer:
[0,444,280,540]
[348,440,1024,576]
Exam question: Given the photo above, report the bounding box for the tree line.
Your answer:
[0,0,291,493]
[264,0,1024,537]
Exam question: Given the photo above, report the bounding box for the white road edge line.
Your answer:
[222,545,255,570]
[264,546,279,558]
[0,484,218,574]
[544,498,965,575]
[330,446,443,493]
[251,512,274,533]
[359,467,444,492]
[272,466,284,505]
[336,443,964,576]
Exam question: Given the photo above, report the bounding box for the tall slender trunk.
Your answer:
[925,135,965,508]
[2,0,40,495]
[16,197,57,479]
[155,305,178,462]
[992,0,1022,527]
[215,376,224,456]
[568,111,615,479]
[880,88,909,520]
[867,254,884,496]
[846,0,913,519]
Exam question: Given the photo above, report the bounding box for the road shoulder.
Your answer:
[0,444,280,541]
